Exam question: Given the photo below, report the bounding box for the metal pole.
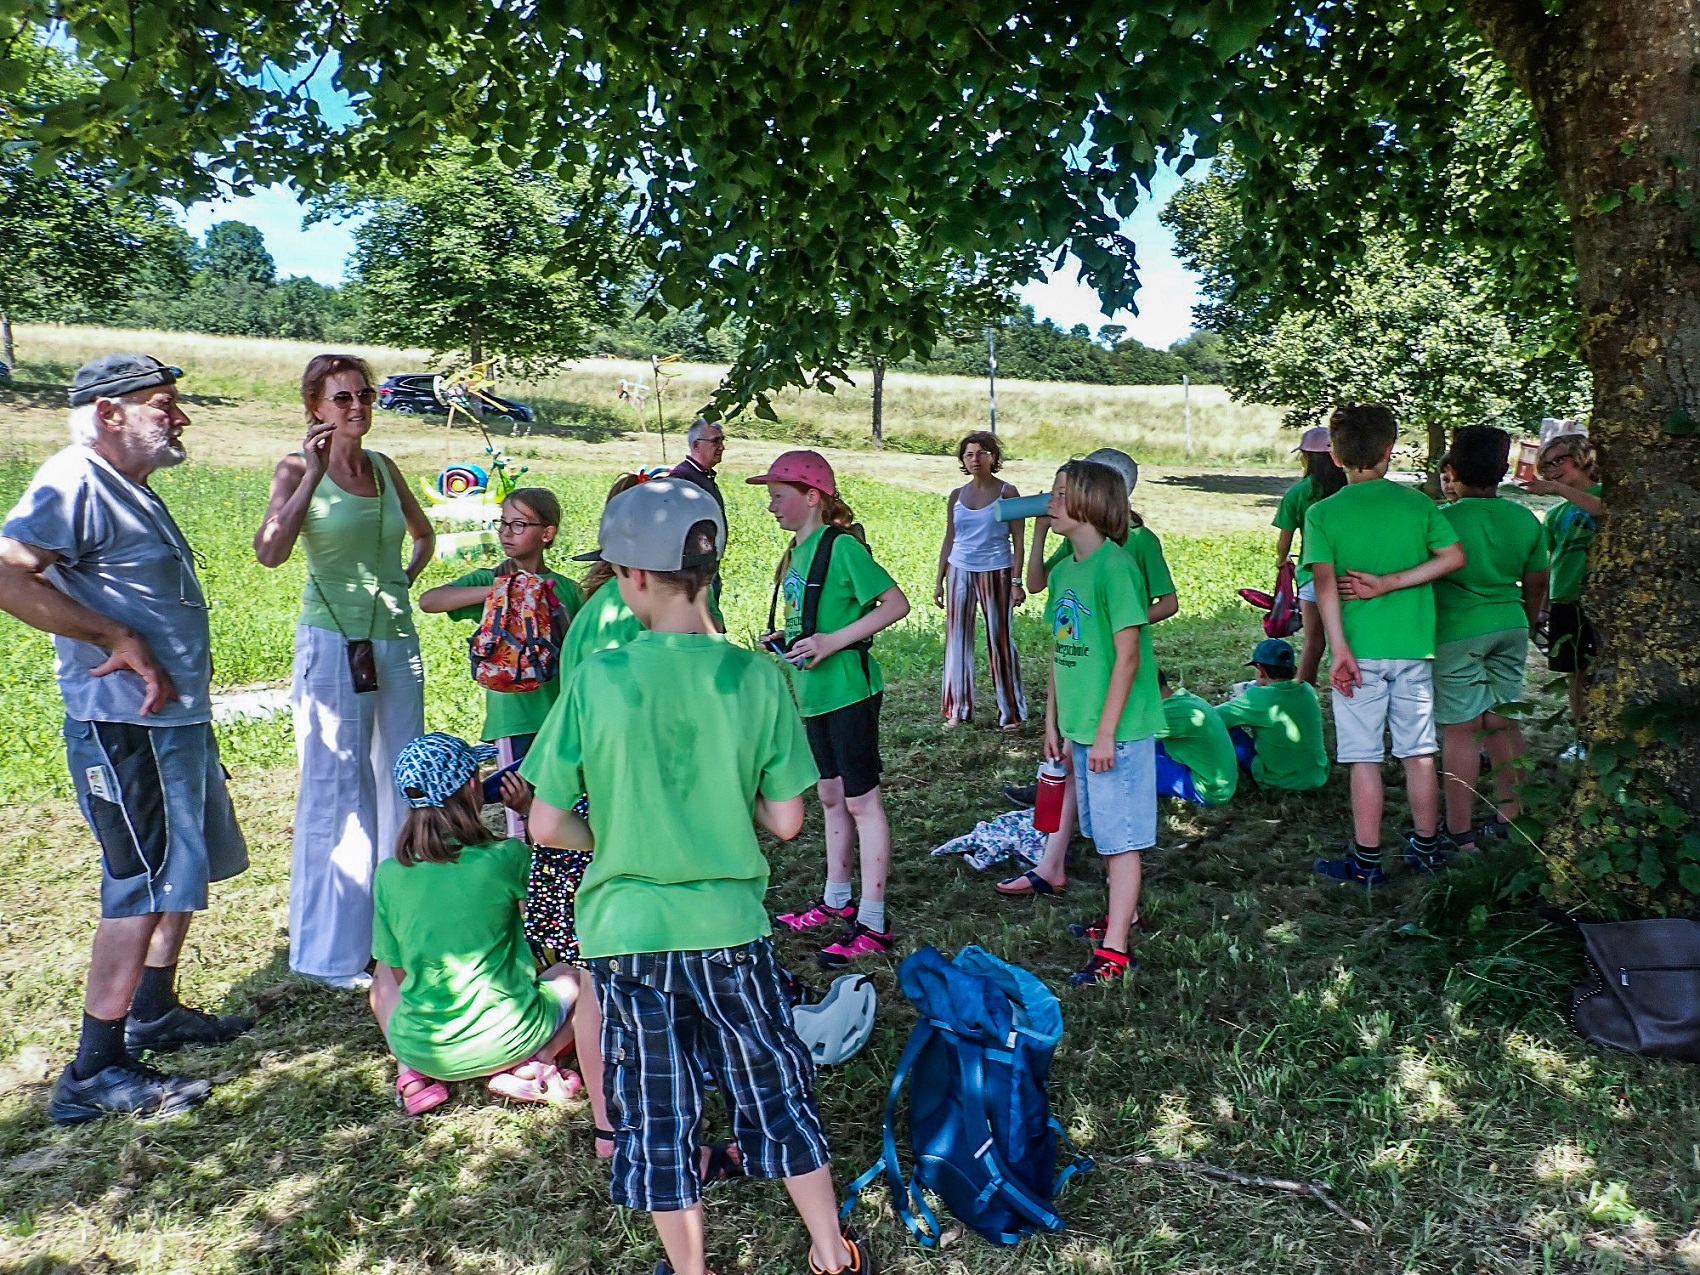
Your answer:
[987,327,998,435]
[1183,374,1191,461]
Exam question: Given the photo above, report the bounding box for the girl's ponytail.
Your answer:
[818,491,857,529]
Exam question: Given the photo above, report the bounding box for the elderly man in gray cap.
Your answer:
[0,353,251,1125]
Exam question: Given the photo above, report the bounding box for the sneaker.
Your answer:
[48,1059,213,1125]
[126,1005,253,1054]
[1069,947,1134,987]
[1003,782,1038,808]
[776,899,856,932]
[809,1225,877,1275]
[818,923,896,967]
[306,970,373,992]
[1476,818,1513,843]
[1313,853,1387,885]
[1402,830,1451,874]
[1559,741,1586,764]
[1067,914,1149,943]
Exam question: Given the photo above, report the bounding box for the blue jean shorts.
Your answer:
[1071,736,1158,855]
[65,717,248,918]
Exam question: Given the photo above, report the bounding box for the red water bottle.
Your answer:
[1032,759,1068,834]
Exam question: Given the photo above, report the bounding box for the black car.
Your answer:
[376,373,534,423]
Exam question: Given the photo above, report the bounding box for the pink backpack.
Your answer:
[1238,559,1304,639]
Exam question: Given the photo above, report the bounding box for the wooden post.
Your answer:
[871,358,885,450]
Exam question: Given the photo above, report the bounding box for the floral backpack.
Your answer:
[469,571,570,693]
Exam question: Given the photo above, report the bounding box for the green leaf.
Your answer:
[1663,408,1699,435]
[1680,863,1700,893]
[1593,190,1623,214]
[1620,141,1636,156]
[1628,184,1648,202]
[1638,854,1667,889]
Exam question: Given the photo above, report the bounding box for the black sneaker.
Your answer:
[1003,782,1038,808]
[126,1005,253,1054]
[48,1059,213,1125]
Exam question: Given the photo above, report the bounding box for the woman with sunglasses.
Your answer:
[255,353,435,990]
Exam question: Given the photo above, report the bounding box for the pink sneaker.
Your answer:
[777,899,856,932]
[818,922,896,967]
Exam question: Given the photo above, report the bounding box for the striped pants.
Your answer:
[941,564,1027,727]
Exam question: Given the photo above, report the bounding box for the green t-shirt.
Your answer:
[521,632,820,958]
[779,526,898,718]
[1433,499,1547,644]
[565,577,645,675]
[1544,483,1602,604]
[1301,478,1459,661]
[371,837,566,1081]
[1159,689,1239,804]
[1046,540,1162,744]
[1216,680,1330,792]
[445,567,583,740]
[1273,476,1334,586]
[1045,525,1176,601]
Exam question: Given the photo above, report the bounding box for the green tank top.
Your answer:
[298,451,416,640]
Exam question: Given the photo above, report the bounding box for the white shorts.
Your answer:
[1332,658,1437,763]
[1298,579,1317,604]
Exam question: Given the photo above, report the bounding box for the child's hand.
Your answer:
[933,581,945,609]
[1087,733,1117,772]
[786,633,840,668]
[499,771,534,816]
[494,558,519,578]
[1330,649,1362,697]
[1043,725,1068,765]
[1518,476,1560,496]
[1341,570,1389,600]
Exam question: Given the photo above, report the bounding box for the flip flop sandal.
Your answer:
[487,1059,575,1104]
[699,1140,746,1186]
[395,1067,450,1116]
[994,869,1065,897]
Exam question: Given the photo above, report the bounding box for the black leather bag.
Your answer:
[1570,919,1700,1063]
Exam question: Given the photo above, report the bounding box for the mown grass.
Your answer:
[1,449,1696,1274]
[10,324,1288,465]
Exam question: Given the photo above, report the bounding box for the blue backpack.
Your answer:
[842,945,1092,1246]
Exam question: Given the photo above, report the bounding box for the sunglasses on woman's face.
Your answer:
[326,388,377,406]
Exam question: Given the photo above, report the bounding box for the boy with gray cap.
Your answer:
[0,353,250,1125]
[522,479,873,1275]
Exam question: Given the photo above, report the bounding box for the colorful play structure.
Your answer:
[419,363,531,563]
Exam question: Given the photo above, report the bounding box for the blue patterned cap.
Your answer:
[393,732,498,808]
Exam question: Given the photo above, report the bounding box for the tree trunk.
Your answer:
[1423,415,1446,499]
[468,325,484,368]
[1468,0,1700,911]
[1,310,13,372]
[871,357,885,450]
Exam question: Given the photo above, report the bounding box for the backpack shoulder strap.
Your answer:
[956,1039,1070,1240]
[840,1021,944,1247]
[799,525,843,640]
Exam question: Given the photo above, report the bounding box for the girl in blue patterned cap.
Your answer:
[371,732,581,1114]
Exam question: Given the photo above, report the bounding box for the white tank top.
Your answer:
[948,492,1016,571]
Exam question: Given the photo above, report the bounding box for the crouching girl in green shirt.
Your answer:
[371,732,582,1115]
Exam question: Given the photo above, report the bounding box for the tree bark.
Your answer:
[1,310,13,372]
[871,357,885,450]
[1467,0,1700,910]
[1423,415,1446,499]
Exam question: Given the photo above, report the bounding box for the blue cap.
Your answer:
[1247,638,1297,670]
[393,732,497,808]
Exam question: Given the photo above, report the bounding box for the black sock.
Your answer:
[1410,832,1441,855]
[1352,842,1383,868]
[129,964,179,1023]
[72,1012,128,1080]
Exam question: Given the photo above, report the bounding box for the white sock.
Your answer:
[857,899,887,933]
[823,879,853,910]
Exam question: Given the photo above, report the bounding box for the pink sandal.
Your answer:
[486,1057,582,1104]
[395,1067,449,1116]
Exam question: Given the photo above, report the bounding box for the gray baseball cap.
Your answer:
[1084,447,1139,493]
[68,353,182,407]
[573,477,727,570]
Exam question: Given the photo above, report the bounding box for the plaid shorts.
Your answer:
[591,938,831,1212]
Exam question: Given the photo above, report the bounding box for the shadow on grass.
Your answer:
[1153,472,1291,503]
[0,381,240,411]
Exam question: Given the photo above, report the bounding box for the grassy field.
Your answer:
[0,396,1696,1274]
[7,324,1289,465]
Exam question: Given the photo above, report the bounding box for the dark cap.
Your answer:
[68,353,182,407]
[1247,638,1297,670]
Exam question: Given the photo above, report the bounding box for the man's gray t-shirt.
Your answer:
[3,445,213,726]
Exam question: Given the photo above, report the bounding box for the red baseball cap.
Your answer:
[744,449,837,496]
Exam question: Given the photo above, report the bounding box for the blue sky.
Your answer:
[178,166,1202,350]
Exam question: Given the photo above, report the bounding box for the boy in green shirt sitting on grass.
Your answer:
[1216,638,1330,792]
[1302,404,1465,884]
[522,479,873,1275]
[1154,670,1239,805]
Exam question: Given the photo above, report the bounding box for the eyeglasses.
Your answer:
[326,388,378,406]
[499,518,546,532]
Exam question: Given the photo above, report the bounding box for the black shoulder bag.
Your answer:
[766,525,874,683]
[1570,918,1700,1063]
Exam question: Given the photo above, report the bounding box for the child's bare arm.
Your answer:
[788,584,911,668]
[1089,627,1141,772]
[1341,543,1465,599]
[1025,518,1052,595]
[1522,569,1550,627]
[529,798,593,850]
[754,793,806,840]
[418,582,494,614]
[1275,527,1295,563]
[1312,562,1360,694]
[1146,592,1179,624]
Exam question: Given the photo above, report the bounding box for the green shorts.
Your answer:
[1433,628,1529,726]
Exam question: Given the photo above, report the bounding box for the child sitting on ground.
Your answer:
[1304,404,1465,883]
[1431,426,1548,851]
[1216,638,1331,792]
[1154,669,1238,806]
[372,732,581,1115]
[419,487,579,838]
[523,479,872,1275]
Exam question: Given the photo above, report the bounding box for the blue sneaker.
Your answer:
[1402,830,1451,874]
[1313,853,1386,885]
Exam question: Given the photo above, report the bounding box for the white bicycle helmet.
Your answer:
[1084,446,1139,494]
[791,974,877,1066]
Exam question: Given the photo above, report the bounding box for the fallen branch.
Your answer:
[1106,1155,1373,1236]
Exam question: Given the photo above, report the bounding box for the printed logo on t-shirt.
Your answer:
[1552,504,1597,538]
[782,566,806,639]
[1052,589,1092,647]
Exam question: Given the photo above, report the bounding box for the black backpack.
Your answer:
[767,524,875,683]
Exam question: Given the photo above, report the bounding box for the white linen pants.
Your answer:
[288,624,425,979]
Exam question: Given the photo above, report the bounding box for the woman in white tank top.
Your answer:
[934,431,1028,728]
